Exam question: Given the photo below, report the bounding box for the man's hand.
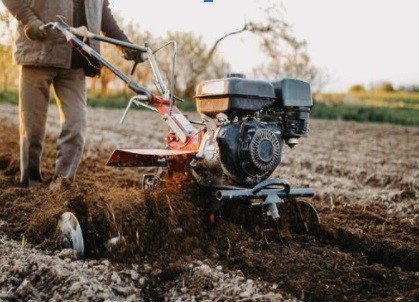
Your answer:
[123,48,146,63]
[23,19,47,41]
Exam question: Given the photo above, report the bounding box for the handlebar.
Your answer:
[42,23,155,95]
[42,23,148,52]
[43,22,178,122]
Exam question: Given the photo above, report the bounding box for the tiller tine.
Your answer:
[215,179,320,232]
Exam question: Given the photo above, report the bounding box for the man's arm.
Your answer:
[100,0,144,62]
[2,0,40,25]
[100,0,129,42]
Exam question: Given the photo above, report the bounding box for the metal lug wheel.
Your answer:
[57,212,84,259]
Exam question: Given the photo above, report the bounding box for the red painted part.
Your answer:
[107,97,202,173]
[165,131,202,152]
[155,102,201,152]
[209,212,216,224]
[151,95,171,105]
[106,149,197,168]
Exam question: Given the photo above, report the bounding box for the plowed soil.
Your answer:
[0,103,418,301]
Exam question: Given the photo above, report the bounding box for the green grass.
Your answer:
[0,90,197,111]
[357,92,419,108]
[0,90,18,105]
[88,93,197,111]
[312,91,419,126]
[87,94,131,109]
[1,89,418,126]
[315,92,419,109]
[311,102,419,126]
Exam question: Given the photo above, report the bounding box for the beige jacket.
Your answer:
[2,0,127,74]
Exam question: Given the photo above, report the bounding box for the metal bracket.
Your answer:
[262,193,283,219]
[142,174,161,190]
[215,178,315,220]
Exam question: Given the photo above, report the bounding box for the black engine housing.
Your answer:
[193,75,312,186]
[217,121,283,186]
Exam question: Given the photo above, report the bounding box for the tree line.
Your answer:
[0,2,326,99]
[348,82,419,94]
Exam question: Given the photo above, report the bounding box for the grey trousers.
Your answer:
[19,66,87,187]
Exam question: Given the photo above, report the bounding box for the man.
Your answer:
[1,0,143,188]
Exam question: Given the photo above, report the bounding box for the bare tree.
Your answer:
[0,11,18,91]
[248,2,328,91]
[163,31,230,98]
[92,20,231,99]
[165,0,328,96]
[89,14,156,96]
[86,1,328,97]
[87,1,328,98]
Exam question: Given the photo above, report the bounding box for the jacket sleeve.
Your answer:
[101,0,130,42]
[1,0,41,25]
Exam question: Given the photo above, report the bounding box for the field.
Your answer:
[0,103,418,301]
[2,90,419,126]
[312,92,419,126]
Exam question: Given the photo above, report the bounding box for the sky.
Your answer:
[107,0,419,92]
[1,0,418,92]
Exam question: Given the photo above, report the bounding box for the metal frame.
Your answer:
[215,179,315,219]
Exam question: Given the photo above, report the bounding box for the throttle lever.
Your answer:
[130,61,139,75]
